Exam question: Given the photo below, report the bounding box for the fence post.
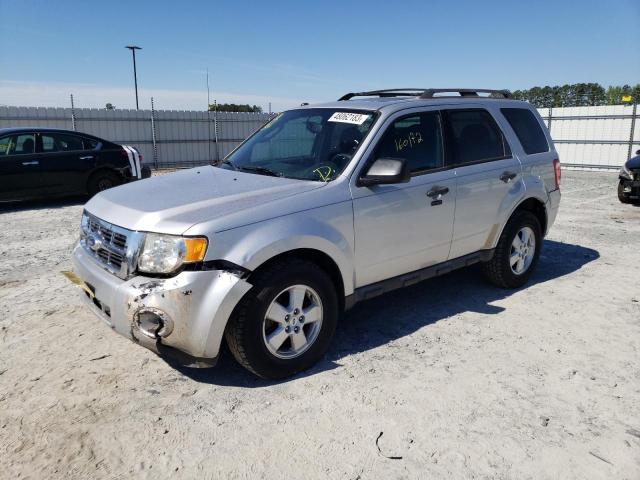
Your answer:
[150,97,159,168]
[628,101,637,160]
[213,99,219,162]
[547,104,553,131]
[70,94,77,131]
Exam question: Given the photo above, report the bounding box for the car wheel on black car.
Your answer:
[225,258,338,379]
[87,170,121,196]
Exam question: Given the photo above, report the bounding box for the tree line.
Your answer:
[208,103,263,113]
[511,83,640,107]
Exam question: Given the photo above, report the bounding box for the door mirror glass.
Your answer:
[636,149,640,156]
[358,157,410,186]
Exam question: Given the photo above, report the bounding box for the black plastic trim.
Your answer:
[344,249,494,310]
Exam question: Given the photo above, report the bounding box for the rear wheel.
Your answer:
[618,181,631,204]
[483,211,542,289]
[87,170,121,196]
[225,258,338,379]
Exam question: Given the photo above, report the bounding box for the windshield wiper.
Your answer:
[237,165,283,177]
[218,159,237,170]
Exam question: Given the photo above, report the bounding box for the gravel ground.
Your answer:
[1,170,639,479]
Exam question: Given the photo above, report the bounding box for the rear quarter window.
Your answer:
[501,108,549,155]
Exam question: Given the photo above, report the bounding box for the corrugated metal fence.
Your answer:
[539,104,639,170]
[0,103,637,170]
[0,106,273,168]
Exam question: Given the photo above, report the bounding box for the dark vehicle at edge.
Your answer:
[619,149,640,204]
[0,127,150,202]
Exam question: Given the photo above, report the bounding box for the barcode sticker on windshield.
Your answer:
[328,112,370,125]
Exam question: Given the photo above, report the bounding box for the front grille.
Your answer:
[81,213,139,278]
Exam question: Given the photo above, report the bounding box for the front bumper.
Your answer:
[620,176,640,200]
[70,245,252,365]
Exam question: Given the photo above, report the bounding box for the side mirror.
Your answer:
[358,158,410,187]
[636,149,640,156]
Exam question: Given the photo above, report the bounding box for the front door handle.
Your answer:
[79,155,94,160]
[500,171,517,183]
[426,186,450,198]
[22,161,39,166]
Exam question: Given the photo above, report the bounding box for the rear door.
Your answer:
[0,132,43,200]
[351,108,456,287]
[37,132,100,194]
[443,107,523,259]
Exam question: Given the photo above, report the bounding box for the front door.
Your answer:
[352,110,456,288]
[0,132,43,201]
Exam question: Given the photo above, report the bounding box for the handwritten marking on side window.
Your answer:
[395,131,423,152]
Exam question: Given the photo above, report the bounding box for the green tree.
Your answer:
[209,103,263,113]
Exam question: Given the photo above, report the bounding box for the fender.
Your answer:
[207,204,356,296]
[488,174,550,249]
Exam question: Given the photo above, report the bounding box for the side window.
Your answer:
[501,108,549,155]
[41,133,85,153]
[6,134,36,155]
[443,109,510,165]
[83,137,99,150]
[374,111,444,173]
[0,136,11,156]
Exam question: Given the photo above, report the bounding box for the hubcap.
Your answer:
[510,226,536,275]
[262,284,323,359]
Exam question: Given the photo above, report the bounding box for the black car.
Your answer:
[619,149,640,204]
[0,127,150,202]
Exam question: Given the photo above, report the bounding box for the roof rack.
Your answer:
[338,88,512,101]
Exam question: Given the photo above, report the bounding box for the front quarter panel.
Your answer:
[194,201,356,297]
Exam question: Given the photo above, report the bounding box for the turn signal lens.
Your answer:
[184,238,208,262]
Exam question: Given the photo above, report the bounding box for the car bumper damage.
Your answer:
[620,176,640,200]
[67,245,252,367]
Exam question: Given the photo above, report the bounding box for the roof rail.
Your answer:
[419,88,512,99]
[338,88,512,101]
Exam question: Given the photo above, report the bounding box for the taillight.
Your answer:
[553,158,561,189]
[139,153,144,162]
[120,148,129,160]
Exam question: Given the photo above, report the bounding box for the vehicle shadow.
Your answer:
[0,196,86,213]
[175,239,599,387]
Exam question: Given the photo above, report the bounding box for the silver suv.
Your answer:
[69,88,561,379]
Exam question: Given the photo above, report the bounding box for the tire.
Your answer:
[482,211,542,289]
[618,181,631,204]
[87,170,121,196]
[225,258,339,379]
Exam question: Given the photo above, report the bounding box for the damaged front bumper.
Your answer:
[620,176,640,200]
[69,245,252,366]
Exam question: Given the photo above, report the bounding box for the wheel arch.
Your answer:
[247,248,347,313]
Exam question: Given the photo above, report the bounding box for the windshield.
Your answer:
[222,108,377,181]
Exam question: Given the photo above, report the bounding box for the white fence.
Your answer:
[0,104,637,170]
[539,104,639,170]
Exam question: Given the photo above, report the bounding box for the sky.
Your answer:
[1,0,638,112]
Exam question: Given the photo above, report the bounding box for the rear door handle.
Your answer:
[500,171,517,183]
[426,186,450,198]
[22,161,39,166]
[79,155,94,160]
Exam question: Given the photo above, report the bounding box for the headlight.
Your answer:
[138,233,208,274]
[620,165,632,180]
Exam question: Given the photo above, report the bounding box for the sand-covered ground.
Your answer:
[1,170,639,479]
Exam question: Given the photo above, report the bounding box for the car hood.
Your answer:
[85,166,325,235]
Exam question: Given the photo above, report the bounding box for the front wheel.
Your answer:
[482,211,542,289]
[225,258,338,379]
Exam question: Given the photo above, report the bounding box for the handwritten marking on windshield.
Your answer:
[395,131,423,152]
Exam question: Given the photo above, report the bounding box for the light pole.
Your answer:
[125,45,142,110]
